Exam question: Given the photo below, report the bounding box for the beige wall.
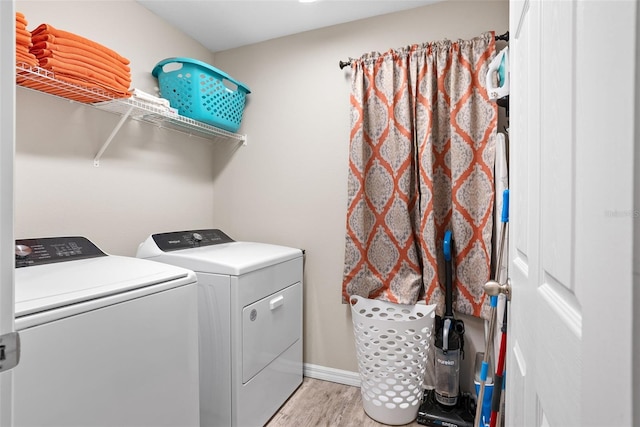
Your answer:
[15,0,218,255]
[212,0,509,386]
[15,0,508,391]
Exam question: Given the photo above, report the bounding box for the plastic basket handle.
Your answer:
[152,57,251,94]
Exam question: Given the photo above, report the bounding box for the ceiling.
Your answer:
[136,0,440,52]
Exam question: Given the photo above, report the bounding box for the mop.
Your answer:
[474,189,509,427]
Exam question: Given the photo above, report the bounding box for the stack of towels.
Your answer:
[25,23,132,102]
[15,12,38,67]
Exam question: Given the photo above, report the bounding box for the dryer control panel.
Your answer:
[15,236,106,268]
[152,229,235,252]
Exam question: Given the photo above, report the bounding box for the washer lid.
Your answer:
[145,241,302,276]
[15,255,195,318]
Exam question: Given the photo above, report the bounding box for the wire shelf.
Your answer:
[16,63,247,165]
[93,98,244,141]
[16,62,116,103]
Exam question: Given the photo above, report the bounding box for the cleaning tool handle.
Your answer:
[476,360,490,427]
[479,360,489,382]
[501,189,509,223]
[489,376,504,427]
[491,374,504,414]
[443,318,451,352]
[444,230,452,261]
[443,230,454,317]
[489,304,509,427]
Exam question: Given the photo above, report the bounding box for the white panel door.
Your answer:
[0,1,16,426]
[507,1,635,426]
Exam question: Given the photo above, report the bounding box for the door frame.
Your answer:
[0,0,16,425]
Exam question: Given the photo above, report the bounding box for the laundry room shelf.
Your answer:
[16,63,247,166]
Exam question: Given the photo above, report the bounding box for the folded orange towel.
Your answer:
[17,69,131,100]
[38,56,131,88]
[31,23,130,66]
[30,40,131,80]
[16,44,31,54]
[16,12,27,27]
[16,28,31,38]
[17,77,115,103]
[16,33,32,48]
[18,22,132,104]
[31,48,131,81]
[37,55,130,88]
[30,41,131,73]
[52,73,130,99]
[16,51,38,68]
[16,71,92,102]
[16,49,34,58]
[30,35,130,70]
[37,57,130,93]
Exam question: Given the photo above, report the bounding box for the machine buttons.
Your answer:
[152,229,235,252]
[14,237,106,268]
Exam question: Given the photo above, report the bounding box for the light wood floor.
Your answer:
[265,377,421,427]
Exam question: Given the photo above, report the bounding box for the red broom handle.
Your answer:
[489,312,508,427]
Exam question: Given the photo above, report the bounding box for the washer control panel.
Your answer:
[152,229,235,252]
[15,236,106,268]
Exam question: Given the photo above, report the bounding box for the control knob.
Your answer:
[15,244,32,259]
[192,233,203,247]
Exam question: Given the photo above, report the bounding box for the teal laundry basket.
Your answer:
[152,57,251,132]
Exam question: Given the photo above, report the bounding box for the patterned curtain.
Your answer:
[342,32,497,319]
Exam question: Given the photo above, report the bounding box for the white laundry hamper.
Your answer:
[350,296,436,425]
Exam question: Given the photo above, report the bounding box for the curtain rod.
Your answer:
[338,31,510,69]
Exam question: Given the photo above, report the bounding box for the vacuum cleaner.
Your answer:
[418,230,475,427]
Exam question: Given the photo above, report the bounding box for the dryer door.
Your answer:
[242,282,302,383]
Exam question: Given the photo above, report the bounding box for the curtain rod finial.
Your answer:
[495,31,509,42]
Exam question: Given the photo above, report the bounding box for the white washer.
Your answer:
[137,229,303,427]
[13,236,200,427]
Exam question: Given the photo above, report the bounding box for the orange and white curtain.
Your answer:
[342,32,497,319]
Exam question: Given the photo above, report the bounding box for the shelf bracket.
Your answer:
[94,105,134,167]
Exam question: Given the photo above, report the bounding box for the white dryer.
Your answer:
[13,236,200,427]
[137,229,303,427]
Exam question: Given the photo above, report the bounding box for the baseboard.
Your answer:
[303,363,361,387]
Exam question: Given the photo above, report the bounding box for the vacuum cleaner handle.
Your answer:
[444,230,453,262]
[443,230,454,318]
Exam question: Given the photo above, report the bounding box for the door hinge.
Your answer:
[0,332,20,373]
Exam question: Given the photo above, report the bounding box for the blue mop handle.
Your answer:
[476,294,499,427]
[501,189,509,224]
[479,360,490,383]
